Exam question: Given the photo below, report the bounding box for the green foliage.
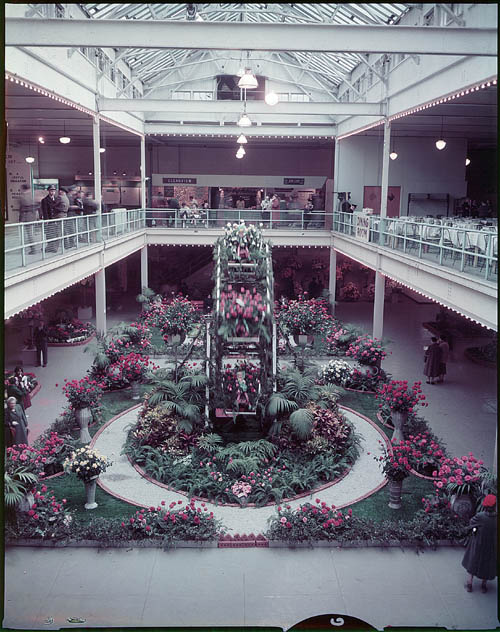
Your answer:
[279,368,319,407]
[289,408,313,439]
[266,392,298,417]
[4,468,38,507]
[197,433,224,455]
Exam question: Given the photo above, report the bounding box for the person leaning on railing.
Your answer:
[18,184,39,254]
[83,193,98,242]
[40,184,58,252]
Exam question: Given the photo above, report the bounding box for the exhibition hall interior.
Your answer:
[3,3,498,631]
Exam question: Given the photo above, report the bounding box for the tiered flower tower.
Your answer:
[210,223,276,434]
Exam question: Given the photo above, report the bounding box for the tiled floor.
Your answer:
[4,292,498,630]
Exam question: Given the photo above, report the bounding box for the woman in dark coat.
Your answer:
[6,377,27,411]
[462,494,497,592]
[423,336,441,384]
[4,396,29,446]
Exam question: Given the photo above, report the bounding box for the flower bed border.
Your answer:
[5,537,464,550]
[48,333,95,347]
[345,387,376,394]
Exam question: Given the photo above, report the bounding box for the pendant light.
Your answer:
[236,146,246,159]
[265,91,279,106]
[238,68,258,90]
[59,121,71,144]
[237,134,248,144]
[465,158,471,166]
[25,156,35,163]
[435,116,446,150]
[237,103,252,127]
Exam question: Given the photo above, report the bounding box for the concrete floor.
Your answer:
[4,292,498,630]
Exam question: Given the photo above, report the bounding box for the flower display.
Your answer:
[266,500,352,541]
[375,380,427,413]
[373,439,412,481]
[218,286,269,339]
[231,481,252,499]
[276,295,332,336]
[222,222,265,261]
[107,352,152,386]
[432,453,484,497]
[406,432,445,475]
[6,444,45,478]
[62,376,104,410]
[160,296,198,337]
[223,361,260,409]
[17,304,44,321]
[47,319,95,343]
[320,359,353,386]
[63,446,112,482]
[15,485,73,539]
[346,335,387,366]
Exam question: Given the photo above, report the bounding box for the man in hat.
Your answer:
[41,184,58,252]
[53,187,70,251]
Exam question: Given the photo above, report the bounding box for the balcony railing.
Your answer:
[333,212,498,283]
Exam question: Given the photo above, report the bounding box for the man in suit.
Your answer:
[53,187,70,250]
[19,184,38,254]
[41,185,58,252]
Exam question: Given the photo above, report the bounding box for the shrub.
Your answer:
[433,453,484,497]
[276,295,332,336]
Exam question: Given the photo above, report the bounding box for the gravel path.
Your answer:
[91,405,388,534]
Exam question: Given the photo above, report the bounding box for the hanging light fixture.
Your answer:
[237,111,252,127]
[389,151,398,160]
[99,147,106,153]
[38,136,45,144]
[265,91,279,106]
[435,116,446,150]
[237,134,248,144]
[25,156,35,163]
[236,146,245,159]
[465,157,471,166]
[238,68,258,90]
[59,121,71,144]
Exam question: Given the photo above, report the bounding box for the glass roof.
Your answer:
[79,3,410,91]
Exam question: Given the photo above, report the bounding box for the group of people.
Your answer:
[4,366,32,447]
[423,335,450,384]
[18,184,99,253]
[456,198,494,219]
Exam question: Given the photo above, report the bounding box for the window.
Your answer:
[172,91,191,100]
[193,91,213,100]
[277,93,289,102]
[290,93,310,102]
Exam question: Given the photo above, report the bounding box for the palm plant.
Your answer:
[147,369,208,432]
[136,286,158,305]
[4,466,38,507]
[84,332,112,371]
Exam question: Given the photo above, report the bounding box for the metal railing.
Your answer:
[5,209,145,272]
[144,207,328,230]
[333,212,498,282]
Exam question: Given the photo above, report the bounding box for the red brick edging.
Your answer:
[91,404,389,511]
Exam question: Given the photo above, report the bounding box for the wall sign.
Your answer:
[284,178,305,185]
[6,150,31,221]
[163,177,197,184]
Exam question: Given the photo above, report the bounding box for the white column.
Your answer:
[378,118,391,244]
[328,247,337,313]
[95,268,106,335]
[140,245,148,291]
[373,266,385,341]
[92,114,102,239]
[333,138,340,218]
[140,135,146,208]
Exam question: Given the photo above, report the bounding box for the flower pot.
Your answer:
[451,493,475,521]
[75,407,92,444]
[130,380,141,400]
[388,479,403,509]
[293,334,314,347]
[391,410,408,443]
[166,332,186,346]
[17,491,35,513]
[84,477,98,510]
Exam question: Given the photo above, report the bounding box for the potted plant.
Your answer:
[341,282,361,301]
[373,439,411,509]
[222,221,265,262]
[231,480,253,506]
[63,446,112,510]
[276,295,331,345]
[62,377,104,443]
[432,453,485,520]
[319,359,352,387]
[375,380,427,442]
[345,335,387,368]
[108,352,152,399]
[160,296,197,345]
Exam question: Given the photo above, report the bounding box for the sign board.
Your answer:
[163,177,197,185]
[6,150,31,221]
[284,178,305,185]
[354,212,370,242]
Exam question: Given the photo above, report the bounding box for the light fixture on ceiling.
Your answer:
[99,147,106,153]
[237,134,248,144]
[237,110,252,127]
[59,121,70,144]
[265,91,279,106]
[236,146,246,159]
[435,116,446,150]
[465,158,471,166]
[389,151,398,161]
[38,136,45,144]
[25,156,35,163]
[238,68,258,90]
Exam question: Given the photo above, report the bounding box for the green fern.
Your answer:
[197,433,223,454]
[289,408,313,439]
[266,393,298,417]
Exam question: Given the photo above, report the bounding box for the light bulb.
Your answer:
[99,147,106,153]
[236,146,246,158]
[236,151,244,159]
[25,156,35,163]
[236,134,248,144]
[465,158,471,166]
[435,139,446,150]
[265,91,279,106]
[237,70,258,90]
[389,151,398,160]
[237,113,252,127]
[38,136,44,143]
[59,136,71,144]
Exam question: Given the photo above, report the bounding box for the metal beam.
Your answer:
[100,98,382,115]
[6,18,497,56]
[145,124,336,137]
